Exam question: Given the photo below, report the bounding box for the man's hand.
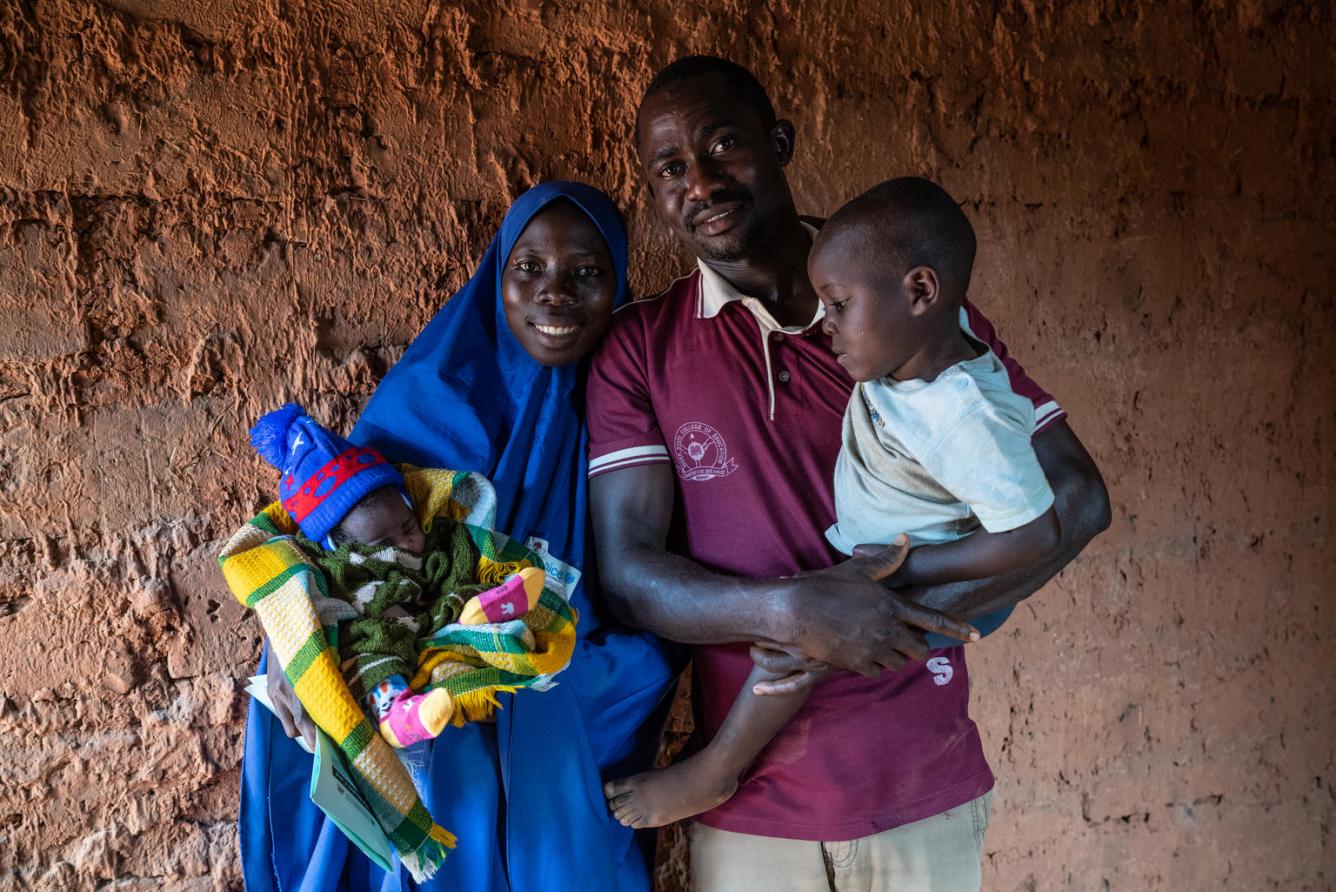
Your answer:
[781,536,978,676]
[265,639,316,751]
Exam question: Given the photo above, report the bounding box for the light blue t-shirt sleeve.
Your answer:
[912,381,1054,533]
[852,364,1049,648]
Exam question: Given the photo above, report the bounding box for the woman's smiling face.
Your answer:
[501,200,619,367]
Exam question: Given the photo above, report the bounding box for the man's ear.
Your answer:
[771,119,796,166]
[902,266,940,316]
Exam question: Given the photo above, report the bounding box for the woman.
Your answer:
[240,182,682,890]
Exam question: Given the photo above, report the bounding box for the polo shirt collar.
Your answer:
[695,222,825,331]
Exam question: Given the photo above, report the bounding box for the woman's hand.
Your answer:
[265,638,317,751]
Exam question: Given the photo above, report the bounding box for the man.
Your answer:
[589,56,1110,890]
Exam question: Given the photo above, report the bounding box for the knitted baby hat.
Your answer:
[249,403,405,544]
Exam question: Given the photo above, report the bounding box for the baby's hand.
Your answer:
[749,640,830,696]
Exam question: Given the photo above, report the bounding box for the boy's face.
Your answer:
[809,229,916,382]
[337,488,426,553]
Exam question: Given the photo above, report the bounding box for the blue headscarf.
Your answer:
[239,182,680,892]
[352,180,624,574]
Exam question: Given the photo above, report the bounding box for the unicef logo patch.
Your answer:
[673,422,738,482]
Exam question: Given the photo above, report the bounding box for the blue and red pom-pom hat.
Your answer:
[248,403,405,544]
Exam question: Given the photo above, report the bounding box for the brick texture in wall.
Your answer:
[0,2,1332,889]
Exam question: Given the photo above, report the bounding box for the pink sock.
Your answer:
[379,688,453,748]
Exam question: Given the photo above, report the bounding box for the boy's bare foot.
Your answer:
[602,753,739,828]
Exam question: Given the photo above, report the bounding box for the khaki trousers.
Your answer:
[689,792,992,892]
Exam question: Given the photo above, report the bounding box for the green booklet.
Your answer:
[246,676,394,871]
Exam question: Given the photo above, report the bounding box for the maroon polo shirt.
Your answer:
[587,266,1064,841]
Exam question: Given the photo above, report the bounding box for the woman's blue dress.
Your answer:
[239,182,681,891]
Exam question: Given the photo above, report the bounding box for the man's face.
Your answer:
[637,73,792,263]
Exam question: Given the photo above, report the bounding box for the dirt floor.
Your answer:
[0,1,1332,889]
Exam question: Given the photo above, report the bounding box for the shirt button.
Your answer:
[777,370,791,383]
[770,331,784,343]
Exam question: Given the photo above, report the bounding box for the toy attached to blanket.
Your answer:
[218,404,578,880]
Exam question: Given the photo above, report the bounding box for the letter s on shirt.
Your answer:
[926,656,954,686]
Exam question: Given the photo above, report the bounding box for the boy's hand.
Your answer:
[265,639,317,751]
[749,640,828,696]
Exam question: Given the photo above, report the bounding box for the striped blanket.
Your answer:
[219,467,579,880]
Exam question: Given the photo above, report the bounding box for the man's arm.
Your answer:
[896,420,1110,618]
[591,463,979,677]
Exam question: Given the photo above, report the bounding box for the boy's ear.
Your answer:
[902,266,940,316]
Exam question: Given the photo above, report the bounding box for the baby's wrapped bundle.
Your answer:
[218,467,578,881]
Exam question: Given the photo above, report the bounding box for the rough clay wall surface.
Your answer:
[0,1,1332,889]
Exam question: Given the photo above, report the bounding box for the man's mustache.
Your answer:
[683,191,752,230]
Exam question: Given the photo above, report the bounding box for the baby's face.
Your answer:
[337,489,426,553]
[809,231,915,382]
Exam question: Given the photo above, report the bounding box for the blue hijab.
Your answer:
[239,182,680,891]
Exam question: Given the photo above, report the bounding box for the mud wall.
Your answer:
[0,1,1332,889]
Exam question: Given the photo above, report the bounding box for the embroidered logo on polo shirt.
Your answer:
[672,422,738,481]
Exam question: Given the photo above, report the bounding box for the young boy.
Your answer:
[250,403,546,748]
[604,177,1061,828]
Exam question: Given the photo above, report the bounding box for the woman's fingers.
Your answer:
[296,705,317,751]
[265,654,317,748]
[265,665,300,738]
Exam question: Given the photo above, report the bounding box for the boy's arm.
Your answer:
[872,375,1060,591]
[899,420,1109,619]
[893,505,1061,588]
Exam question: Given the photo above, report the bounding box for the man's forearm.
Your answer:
[593,464,980,673]
[602,538,791,645]
[592,464,792,646]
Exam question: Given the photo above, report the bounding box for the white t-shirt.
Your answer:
[825,346,1055,555]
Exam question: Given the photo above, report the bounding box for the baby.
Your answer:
[250,403,545,748]
[605,177,1061,827]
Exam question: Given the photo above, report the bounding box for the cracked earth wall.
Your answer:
[0,2,1332,889]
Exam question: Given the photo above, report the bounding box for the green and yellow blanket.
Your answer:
[218,466,579,880]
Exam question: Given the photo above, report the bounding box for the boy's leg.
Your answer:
[345,610,454,748]
[376,568,545,748]
[603,663,812,828]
